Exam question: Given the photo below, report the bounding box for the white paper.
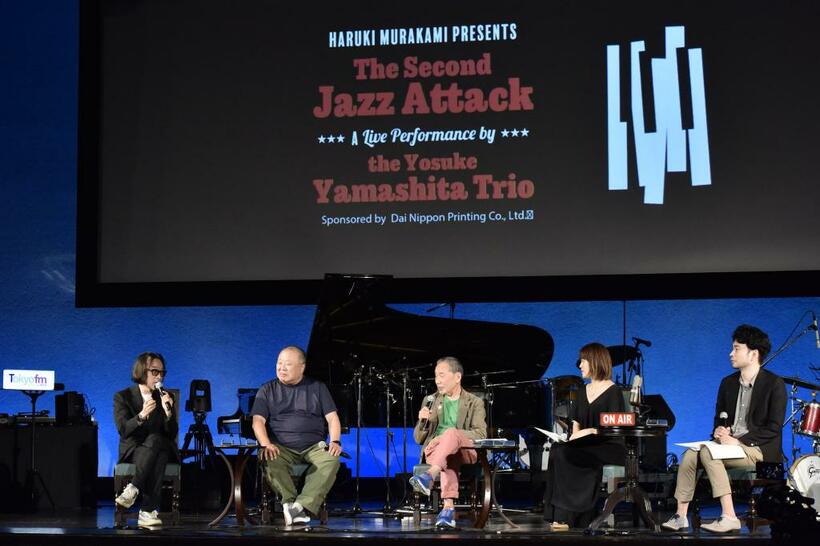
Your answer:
[675,440,745,460]
[518,434,530,468]
[533,426,567,443]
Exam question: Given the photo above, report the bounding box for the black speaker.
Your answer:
[640,394,676,470]
[55,391,87,425]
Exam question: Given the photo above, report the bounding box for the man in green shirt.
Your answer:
[409,356,487,528]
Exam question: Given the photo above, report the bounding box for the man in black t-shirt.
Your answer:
[251,346,342,525]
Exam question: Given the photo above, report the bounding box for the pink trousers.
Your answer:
[423,428,477,499]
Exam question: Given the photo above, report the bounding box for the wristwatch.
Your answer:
[331,440,342,446]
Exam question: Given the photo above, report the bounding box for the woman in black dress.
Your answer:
[543,342,626,529]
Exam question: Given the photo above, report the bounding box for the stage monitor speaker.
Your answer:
[55,391,88,425]
[635,394,676,471]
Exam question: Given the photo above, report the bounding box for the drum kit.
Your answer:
[783,374,820,512]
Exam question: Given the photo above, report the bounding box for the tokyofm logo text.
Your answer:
[5,372,48,386]
[606,26,711,205]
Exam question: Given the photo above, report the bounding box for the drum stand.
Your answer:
[784,383,804,462]
[782,388,820,492]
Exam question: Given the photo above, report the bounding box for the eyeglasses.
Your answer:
[148,369,167,377]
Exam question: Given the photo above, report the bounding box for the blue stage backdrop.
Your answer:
[1,1,818,478]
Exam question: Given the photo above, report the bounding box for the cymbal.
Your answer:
[781,376,820,391]
[607,345,639,366]
[551,375,583,389]
[551,375,583,401]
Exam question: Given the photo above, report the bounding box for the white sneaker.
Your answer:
[288,502,310,524]
[661,514,689,531]
[282,502,293,525]
[138,510,162,527]
[115,483,139,509]
[701,515,741,533]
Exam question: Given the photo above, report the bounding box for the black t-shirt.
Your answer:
[251,376,337,451]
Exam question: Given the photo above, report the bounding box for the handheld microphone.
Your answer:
[420,394,435,431]
[318,441,351,459]
[716,411,731,441]
[812,312,820,349]
[155,382,172,412]
[629,375,642,407]
[632,337,652,348]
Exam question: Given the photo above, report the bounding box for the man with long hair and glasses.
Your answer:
[114,352,178,527]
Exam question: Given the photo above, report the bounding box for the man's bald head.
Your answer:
[276,346,306,385]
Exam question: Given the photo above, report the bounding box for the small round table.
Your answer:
[469,444,519,529]
[587,426,667,533]
[208,443,259,527]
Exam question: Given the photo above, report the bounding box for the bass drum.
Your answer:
[789,454,820,513]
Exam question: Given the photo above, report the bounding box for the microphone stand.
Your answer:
[401,370,408,502]
[382,373,395,515]
[352,366,364,513]
[762,321,816,368]
[761,315,816,469]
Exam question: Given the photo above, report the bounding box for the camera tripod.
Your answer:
[182,411,215,469]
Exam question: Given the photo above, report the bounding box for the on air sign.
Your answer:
[2,369,56,391]
[600,412,636,427]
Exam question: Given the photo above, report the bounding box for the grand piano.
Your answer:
[218,273,555,438]
[305,274,556,431]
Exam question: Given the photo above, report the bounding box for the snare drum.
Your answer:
[798,401,820,437]
[789,454,820,512]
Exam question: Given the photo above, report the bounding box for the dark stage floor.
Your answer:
[0,502,779,546]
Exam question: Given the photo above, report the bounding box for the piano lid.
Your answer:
[306,274,554,387]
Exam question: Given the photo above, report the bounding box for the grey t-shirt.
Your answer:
[251,377,337,451]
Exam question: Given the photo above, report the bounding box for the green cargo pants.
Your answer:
[261,442,340,515]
